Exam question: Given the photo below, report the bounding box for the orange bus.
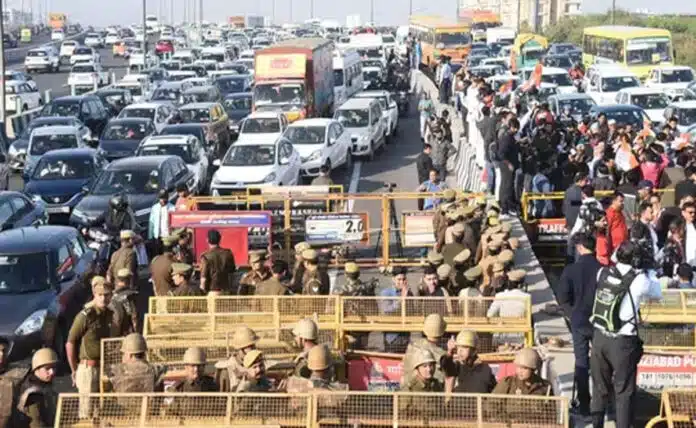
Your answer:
[409,15,472,68]
[458,9,501,42]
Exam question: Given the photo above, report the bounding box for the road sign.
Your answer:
[305,212,369,245]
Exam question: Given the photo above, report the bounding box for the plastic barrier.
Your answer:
[54,392,570,427]
[645,388,696,428]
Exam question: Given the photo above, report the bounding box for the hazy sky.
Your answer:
[33,0,695,27]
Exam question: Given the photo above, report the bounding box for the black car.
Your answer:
[542,54,573,71]
[0,225,95,362]
[40,95,111,137]
[589,104,650,130]
[70,155,196,229]
[0,191,48,231]
[98,118,157,161]
[3,33,18,49]
[222,93,252,134]
[95,88,134,116]
[215,75,253,97]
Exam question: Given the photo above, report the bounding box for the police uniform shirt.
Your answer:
[107,247,137,283]
[17,373,57,428]
[255,277,289,296]
[492,373,552,396]
[68,306,114,360]
[174,375,218,392]
[594,263,662,336]
[442,356,497,393]
[150,252,176,296]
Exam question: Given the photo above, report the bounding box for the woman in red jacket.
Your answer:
[605,192,628,258]
[594,214,612,266]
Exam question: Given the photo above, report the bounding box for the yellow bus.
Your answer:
[409,15,471,68]
[582,25,674,79]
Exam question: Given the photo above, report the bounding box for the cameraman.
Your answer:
[589,241,662,428]
[570,185,602,239]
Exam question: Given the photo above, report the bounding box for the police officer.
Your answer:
[170,347,218,392]
[110,333,165,392]
[107,230,138,286]
[236,350,273,392]
[0,337,30,427]
[239,250,272,295]
[292,318,319,379]
[66,279,114,419]
[443,331,496,393]
[451,249,472,292]
[170,263,205,297]
[433,198,455,251]
[200,229,237,294]
[110,269,139,335]
[291,242,311,293]
[172,228,195,265]
[479,239,502,287]
[255,260,291,296]
[489,262,507,293]
[442,223,468,267]
[301,249,330,295]
[399,349,444,416]
[150,235,177,296]
[493,348,552,396]
[475,224,502,263]
[426,250,444,269]
[286,345,347,394]
[402,314,447,385]
[15,348,58,428]
[311,165,334,185]
[436,263,453,292]
[217,326,259,392]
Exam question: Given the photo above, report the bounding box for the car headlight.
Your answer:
[358,135,369,141]
[15,309,47,336]
[263,172,276,182]
[29,194,42,202]
[308,150,322,161]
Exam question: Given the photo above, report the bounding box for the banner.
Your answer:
[305,212,369,245]
[402,211,435,247]
[535,218,568,242]
[255,54,306,80]
[637,353,696,390]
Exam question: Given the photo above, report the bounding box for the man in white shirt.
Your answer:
[148,189,175,252]
[682,201,696,266]
[590,241,662,428]
[437,56,452,104]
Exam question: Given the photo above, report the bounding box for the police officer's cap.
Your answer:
[344,262,360,274]
[439,202,454,213]
[475,196,487,206]
[93,281,113,294]
[161,234,178,246]
[292,318,319,341]
[116,268,132,279]
[183,347,207,365]
[462,205,476,216]
[507,269,526,282]
[121,333,147,354]
[307,344,332,371]
[427,250,444,265]
[91,275,106,288]
[492,262,505,273]
[436,263,452,280]
[249,250,267,263]
[455,331,478,348]
[442,189,457,201]
[464,265,482,280]
[302,249,318,261]
[413,349,437,368]
[232,326,258,350]
[486,225,502,235]
[243,349,264,369]
[32,348,58,371]
[514,348,540,370]
[486,209,499,218]
[487,240,502,250]
[498,249,514,264]
[171,263,192,276]
[488,216,501,226]
[453,249,471,264]
[423,313,446,339]
[452,222,465,237]
[295,241,311,253]
[120,230,134,240]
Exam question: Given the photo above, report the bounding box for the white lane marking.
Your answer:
[346,160,362,212]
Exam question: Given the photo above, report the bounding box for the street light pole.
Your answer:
[289,0,293,23]
[198,0,202,26]
[370,0,374,24]
[310,0,314,19]
[0,0,6,124]
[409,0,413,16]
[142,0,147,56]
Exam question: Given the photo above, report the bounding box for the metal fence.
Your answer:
[645,388,696,428]
[640,290,696,351]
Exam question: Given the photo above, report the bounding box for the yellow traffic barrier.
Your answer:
[54,392,570,427]
[639,290,696,351]
[645,388,696,428]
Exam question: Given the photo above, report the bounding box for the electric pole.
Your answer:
[0,0,6,124]
[198,0,202,26]
[611,0,616,24]
[142,0,147,55]
[370,0,374,24]
[310,0,314,19]
[409,0,413,16]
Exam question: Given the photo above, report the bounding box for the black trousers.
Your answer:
[571,324,593,412]
[590,328,644,428]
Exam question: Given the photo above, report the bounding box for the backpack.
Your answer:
[590,267,639,333]
[0,367,30,428]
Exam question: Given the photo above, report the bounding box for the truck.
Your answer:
[512,33,548,69]
[48,13,67,30]
[253,38,335,123]
[228,15,264,29]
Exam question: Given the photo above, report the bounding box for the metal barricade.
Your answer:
[640,290,696,351]
[645,388,696,428]
[54,392,569,427]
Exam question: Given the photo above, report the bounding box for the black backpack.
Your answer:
[590,267,639,333]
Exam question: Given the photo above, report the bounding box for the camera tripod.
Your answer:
[374,183,403,259]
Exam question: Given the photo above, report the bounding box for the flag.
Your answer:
[498,79,514,98]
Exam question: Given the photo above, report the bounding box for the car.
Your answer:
[589,104,651,131]
[70,46,100,66]
[67,62,111,89]
[353,90,399,138]
[105,31,121,45]
[539,67,576,94]
[40,95,111,137]
[547,43,578,55]
[0,191,48,231]
[547,93,597,123]
[468,65,505,79]
[160,60,182,71]
[71,155,196,228]
[95,88,134,116]
[23,126,87,179]
[24,149,105,219]
[685,81,696,102]
[51,28,65,41]
[181,85,221,104]
[155,39,175,56]
[333,97,386,161]
[0,225,96,362]
[663,101,696,133]
[211,135,301,196]
[283,118,352,179]
[149,81,191,105]
[214,74,253,97]
[585,66,640,106]
[84,32,105,49]
[4,70,37,91]
[98,118,157,161]
[4,80,43,115]
[24,47,61,73]
[542,54,573,71]
[237,111,287,143]
[644,66,695,101]
[179,102,231,153]
[222,93,252,134]
[117,102,175,133]
[3,33,18,49]
[60,40,78,59]
[136,135,209,194]
[615,87,670,123]
[113,76,147,103]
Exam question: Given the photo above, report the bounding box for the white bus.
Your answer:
[333,49,363,107]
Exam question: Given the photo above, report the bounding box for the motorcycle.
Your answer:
[84,227,118,276]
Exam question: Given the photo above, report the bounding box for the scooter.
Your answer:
[84,227,118,276]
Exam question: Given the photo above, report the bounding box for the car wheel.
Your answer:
[368,142,375,162]
[22,104,28,112]
[53,324,68,373]
[343,150,352,170]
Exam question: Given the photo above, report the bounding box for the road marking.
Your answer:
[346,160,362,212]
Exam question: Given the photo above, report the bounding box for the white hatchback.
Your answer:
[283,118,352,178]
[136,135,209,194]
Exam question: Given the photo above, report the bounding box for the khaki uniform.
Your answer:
[16,374,58,428]
[172,376,218,392]
[290,261,306,293]
[225,354,246,392]
[311,175,334,185]
[67,305,114,419]
[442,356,497,393]
[399,376,444,415]
[286,376,348,408]
[107,247,137,286]
[402,339,446,384]
[478,254,499,288]
[109,288,139,336]
[110,360,165,393]
[238,269,272,296]
[302,269,330,295]
[174,244,195,265]
[442,242,466,267]
[200,247,237,293]
[255,277,289,296]
[0,366,29,427]
[235,376,273,392]
[489,374,554,422]
[150,252,176,296]
[292,348,313,379]
[168,376,221,417]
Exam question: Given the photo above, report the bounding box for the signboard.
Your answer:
[305,213,369,245]
[255,54,306,79]
[169,211,272,264]
[402,211,435,247]
[347,354,516,391]
[637,353,696,390]
[536,218,568,242]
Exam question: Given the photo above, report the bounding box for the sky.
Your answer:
[26,0,695,27]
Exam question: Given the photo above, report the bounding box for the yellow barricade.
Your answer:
[54,392,569,427]
[645,388,696,428]
[639,290,696,351]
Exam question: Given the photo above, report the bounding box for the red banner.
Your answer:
[637,353,696,390]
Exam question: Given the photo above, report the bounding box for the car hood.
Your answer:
[293,143,325,158]
[235,133,281,144]
[10,138,29,152]
[99,139,141,154]
[215,165,275,183]
[0,289,54,335]
[644,109,665,123]
[76,193,156,217]
[226,110,250,123]
[25,177,91,197]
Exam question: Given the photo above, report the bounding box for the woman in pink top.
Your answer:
[639,145,669,186]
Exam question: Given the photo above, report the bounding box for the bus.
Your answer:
[333,48,363,106]
[48,13,66,30]
[409,15,471,68]
[512,33,548,69]
[459,9,501,42]
[582,26,674,80]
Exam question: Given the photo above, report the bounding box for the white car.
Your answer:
[117,102,175,133]
[24,48,60,73]
[333,97,386,161]
[128,49,156,69]
[615,87,670,123]
[24,126,85,177]
[353,90,399,138]
[136,135,209,194]
[60,40,78,59]
[4,80,42,115]
[540,67,577,94]
[84,33,105,49]
[67,62,110,88]
[105,32,121,45]
[283,118,352,179]
[211,135,301,195]
[237,111,289,143]
[51,29,65,41]
[645,66,696,101]
[70,46,99,66]
[4,71,38,91]
[585,65,640,106]
[663,101,696,133]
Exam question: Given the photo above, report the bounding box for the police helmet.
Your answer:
[422,313,446,339]
[292,318,318,341]
[121,333,148,354]
[32,348,59,371]
[514,348,541,370]
[183,347,206,365]
[307,344,332,371]
[232,326,258,350]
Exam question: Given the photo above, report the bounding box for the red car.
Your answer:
[155,39,174,55]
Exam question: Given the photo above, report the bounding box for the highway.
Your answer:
[5,32,86,65]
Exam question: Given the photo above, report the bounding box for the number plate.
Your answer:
[305,213,369,245]
[46,206,70,214]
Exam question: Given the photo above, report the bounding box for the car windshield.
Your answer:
[71,65,95,73]
[201,53,225,62]
[523,48,545,61]
[161,61,181,71]
[382,36,395,43]
[160,126,204,140]
[601,76,640,92]
[0,253,52,293]
[32,157,93,180]
[436,32,471,46]
[103,123,149,140]
[21,120,71,139]
[558,98,595,116]
[363,70,381,81]
[43,101,80,117]
[101,93,126,106]
[630,93,669,110]
[240,117,280,133]
[467,56,486,67]
[604,109,647,129]
[223,144,275,166]
[151,87,181,101]
[253,83,305,106]
[74,48,91,55]
[29,134,78,155]
[285,126,325,145]
[541,73,572,86]
[333,69,344,86]
[677,108,696,127]
[544,56,572,68]
[216,78,245,93]
[181,108,211,123]
[362,60,382,69]
[117,85,142,96]
[661,69,694,83]
[27,50,47,57]
[120,108,155,119]
[139,144,193,163]
[626,37,673,65]
[167,73,193,82]
[223,97,252,111]
[92,168,161,195]
[335,109,369,127]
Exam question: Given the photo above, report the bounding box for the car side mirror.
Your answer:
[81,185,90,194]
[328,137,336,146]
[279,157,289,165]
[213,159,221,167]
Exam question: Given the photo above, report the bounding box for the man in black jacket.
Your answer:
[478,106,497,195]
[495,118,519,215]
[416,144,434,210]
[556,233,601,417]
[675,165,696,207]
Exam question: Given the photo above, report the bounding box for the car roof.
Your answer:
[591,104,644,112]
[142,135,190,145]
[108,117,154,125]
[158,81,184,88]
[53,95,90,102]
[183,85,215,94]
[181,102,216,109]
[31,125,78,135]
[618,87,665,95]
[224,92,252,99]
[234,135,283,146]
[40,148,97,159]
[0,225,78,254]
[31,116,75,124]
[124,102,161,109]
[247,111,282,119]
[289,118,332,127]
[108,155,174,170]
[339,98,375,109]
